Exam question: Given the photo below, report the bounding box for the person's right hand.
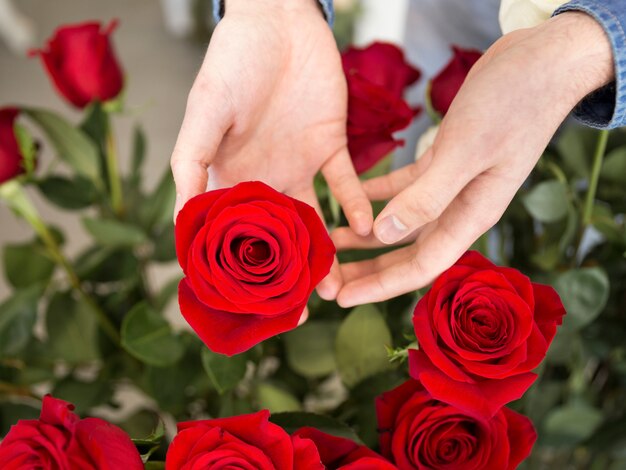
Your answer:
[170,0,373,300]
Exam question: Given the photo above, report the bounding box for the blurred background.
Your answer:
[0,0,212,305]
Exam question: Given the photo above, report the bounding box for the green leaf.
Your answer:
[80,102,107,145]
[284,321,339,378]
[82,217,148,247]
[74,246,139,283]
[46,292,100,363]
[151,226,176,263]
[335,305,393,387]
[3,242,55,288]
[201,348,247,394]
[0,401,40,436]
[554,268,610,330]
[522,180,569,223]
[144,463,165,470]
[24,108,100,181]
[52,377,112,414]
[256,382,302,413]
[14,124,37,175]
[270,412,362,442]
[37,175,98,210]
[601,147,626,183]
[121,303,184,367]
[131,126,146,179]
[132,419,165,446]
[0,285,42,357]
[139,169,176,230]
[349,371,405,447]
[556,126,589,177]
[155,276,181,311]
[544,403,603,445]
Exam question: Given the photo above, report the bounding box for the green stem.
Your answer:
[0,182,120,344]
[105,117,124,216]
[582,130,609,226]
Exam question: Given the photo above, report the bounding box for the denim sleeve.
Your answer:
[212,0,334,26]
[554,0,626,129]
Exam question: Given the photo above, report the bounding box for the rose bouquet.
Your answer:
[0,19,625,470]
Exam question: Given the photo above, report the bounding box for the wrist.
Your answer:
[539,12,614,99]
[225,0,323,19]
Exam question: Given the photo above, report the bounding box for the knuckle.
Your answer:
[405,190,444,222]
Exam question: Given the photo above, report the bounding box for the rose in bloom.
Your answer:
[31,20,124,108]
[430,46,482,116]
[342,42,421,174]
[410,251,566,418]
[293,427,398,469]
[166,410,323,469]
[0,395,143,470]
[0,107,25,184]
[376,379,536,470]
[176,181,335,356]
[499,0,565,34]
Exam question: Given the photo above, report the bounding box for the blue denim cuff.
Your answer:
[213,0,334,26]
[554,1,626,129]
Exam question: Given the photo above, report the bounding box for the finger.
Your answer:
[297,306,309,326]
[337,172,517,307]
[171,77,233,221]
[340,244,418,284]
[331,226,418,251]
[372,151,476,245]
[322,148,374,236]
[362,149,433,201]
[290,186,343,301]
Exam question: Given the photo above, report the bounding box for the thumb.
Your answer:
[171,79,233,222]
[373,158,472,244]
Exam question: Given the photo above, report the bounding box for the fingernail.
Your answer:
[376,215,408,244]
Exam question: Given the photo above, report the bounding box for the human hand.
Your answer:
[335,12,614,307]
[170,0,373,299]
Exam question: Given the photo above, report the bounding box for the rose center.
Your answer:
[451,294,508,352]
[415,418,478,467]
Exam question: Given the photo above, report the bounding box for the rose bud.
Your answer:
[342,42,421,99]
[293,427,398,469]
[176,181,335,356]
[410,251,566,418]
[341,42,421,174]
[0,107,26,184]
[166,410,323,469]
[376,379,536,470]
[499,0,565,34]
[31,20,124,108]
[430,46,482,116]
[0,395,143,470]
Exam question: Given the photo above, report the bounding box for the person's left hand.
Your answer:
[334,12,614,307]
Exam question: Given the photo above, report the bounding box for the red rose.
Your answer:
[430,46,482,116]
[342,42,421,99]
[166,410,323,469]
[293,427,398,469]
[376,379,536,470]
[341,42,421,174]
[410,251,565,418]
[31,20,124,108]
[0,107,25,184]
[176,181,335,356]
[0,395,143,470]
